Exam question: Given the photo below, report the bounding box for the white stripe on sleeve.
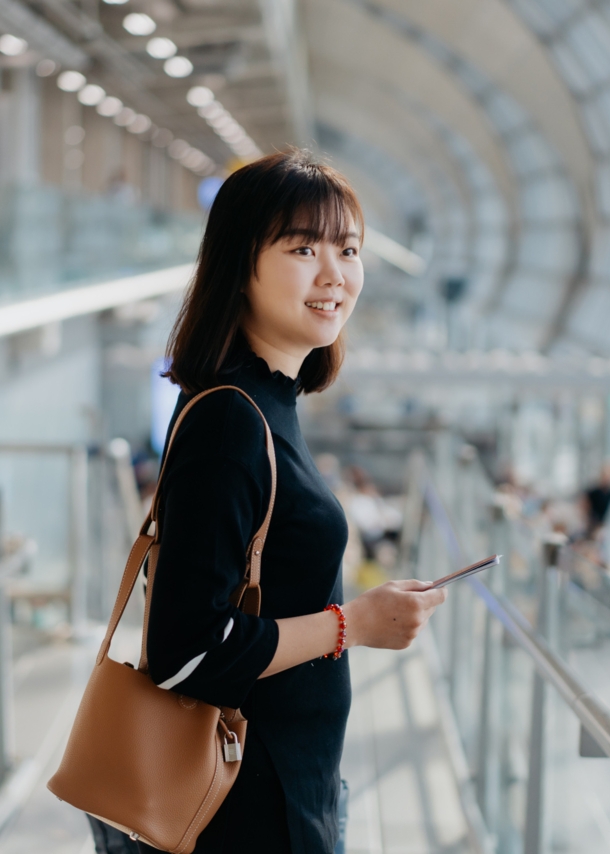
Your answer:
[158,617,235,690]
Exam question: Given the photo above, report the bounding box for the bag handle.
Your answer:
[96,386,276,670]
[142,384,277,566]
[138,386,276,672]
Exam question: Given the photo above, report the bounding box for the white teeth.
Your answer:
[306,301,337,311]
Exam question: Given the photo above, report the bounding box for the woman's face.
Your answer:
[242,218,364,361]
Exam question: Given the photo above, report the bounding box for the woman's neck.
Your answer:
[242,328,307,379]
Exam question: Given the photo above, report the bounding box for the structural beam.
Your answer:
[0,265,192,338]
[259,0,314,145]
[0,0,87,69]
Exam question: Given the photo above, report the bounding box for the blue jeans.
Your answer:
[335,778,349,854]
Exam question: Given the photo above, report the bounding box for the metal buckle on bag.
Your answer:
[223,732,242,762]
[129,832,140,841]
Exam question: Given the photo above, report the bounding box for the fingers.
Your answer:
[418,587,448,609]
[395,579,448,607]
[396,578,434,592]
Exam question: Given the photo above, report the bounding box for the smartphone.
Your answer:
[429,554,501,589]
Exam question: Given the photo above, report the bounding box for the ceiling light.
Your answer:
[168,139,190,159]
[182,149,210,169]
[57,70,86,92]
[78,84,106,106]
[208,115,235,131]
[103,0,129,4]
[231,144,253,157]
[64,125,85,145]
[152,127,173,147]
[232,141,260,157]
[97,96,123,117]
[163,56,193,78]
[186,86,213,107]
[219,128,246,144]
[114,107,136,127]
[123,13,156,36]
[36,59,57,77]
[146,37,176,59]
[127,114,152,134]
[197,102,224,119]
[217,123,243,137]
[0,34,28,56]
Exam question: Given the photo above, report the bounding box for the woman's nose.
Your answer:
[317,258,344,288]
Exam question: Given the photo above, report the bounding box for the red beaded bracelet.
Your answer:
[323,604,347,659]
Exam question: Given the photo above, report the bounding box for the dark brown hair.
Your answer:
[164,148,364,394]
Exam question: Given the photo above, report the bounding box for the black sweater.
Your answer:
[147,339,351,854]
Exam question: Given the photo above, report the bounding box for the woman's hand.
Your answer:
[260,579,447,678]
[343,579,448,650]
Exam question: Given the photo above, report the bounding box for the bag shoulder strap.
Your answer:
[96,385,276,671]
[144,384,277,554]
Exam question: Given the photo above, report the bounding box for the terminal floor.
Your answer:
[0,627,472,854]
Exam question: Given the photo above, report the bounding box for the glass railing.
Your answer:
[0,184,203,306]
[404,434,610,854]
[0,440,143,634]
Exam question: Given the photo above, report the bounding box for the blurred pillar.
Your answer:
[13,67,40,187]
[258,0,313,146]
[0,492,11,782]
[70,446,89,637]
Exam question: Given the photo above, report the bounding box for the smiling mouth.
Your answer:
[305,301,340,312]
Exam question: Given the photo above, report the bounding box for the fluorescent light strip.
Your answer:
[0,264,193,338]
[55,73,215,175]
[194,96,261,158]
[364,227,427,276]
[0,228,425,338]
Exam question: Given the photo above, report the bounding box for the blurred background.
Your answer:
[1,1,610,853]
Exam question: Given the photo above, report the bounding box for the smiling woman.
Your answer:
[241,212,363,379]
[164,149,364,394]
[137,150,447,854]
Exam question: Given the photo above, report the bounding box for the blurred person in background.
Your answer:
[582,462,610,539]
[346,465,402,559]
[344,464,402,587]
[132,150,447,854]
[107,168,139,205]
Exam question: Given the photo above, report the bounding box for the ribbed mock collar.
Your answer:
[220,330,301,406]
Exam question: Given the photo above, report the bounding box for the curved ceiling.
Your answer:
[9,0,610,354]
[302,0,608,354]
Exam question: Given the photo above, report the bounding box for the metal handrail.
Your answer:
[417,460,610,757]
[470,577,610,757]
[0,533,35,785]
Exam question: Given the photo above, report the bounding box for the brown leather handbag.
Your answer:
[47,386,277,853]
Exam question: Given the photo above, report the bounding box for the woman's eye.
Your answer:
[294,246,314,256]
[343,247,358,257]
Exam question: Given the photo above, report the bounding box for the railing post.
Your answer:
[524,533,567,854]
[475,500,508,848]
[448,445,477,742]
[69,446,89,639]
[399,450,427,579]
[0,492,13,783]
[107,438,143,543]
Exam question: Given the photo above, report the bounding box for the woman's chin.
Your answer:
[306,333,340,350]
[300,323,342,350]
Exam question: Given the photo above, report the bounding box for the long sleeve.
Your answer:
[146,390,279,710]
